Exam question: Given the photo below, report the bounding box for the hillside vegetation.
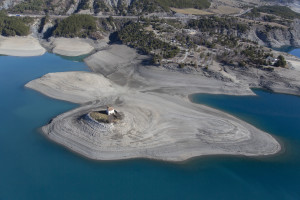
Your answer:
[8,0,75,14]
[52,14,101,39]
[7,0,210,15]
[188,16,248,33]
[0,11,32,36]
[111,22,179,59]
[157,0,210,10]
[93,0,110,13]
[129,0,210,14]
[9,0,45,13]
[256,6,300,19]
[76,0,90,12]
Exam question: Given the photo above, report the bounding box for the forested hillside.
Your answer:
[0,11,32,36]
[52,14,102,39]
[111,22,179,59]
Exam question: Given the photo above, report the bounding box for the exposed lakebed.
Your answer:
[0,51,300,199]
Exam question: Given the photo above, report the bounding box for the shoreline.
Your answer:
[0,36,46,57]
[39,126,283,163]
[38,122,282,164]
[0,35,109,58]
[39,37,109,57]
[25,44,286,161]
[38,99,281,162]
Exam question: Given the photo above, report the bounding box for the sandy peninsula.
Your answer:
[26,44,282,161]
[50,37,95,57]
[0,36,46,57]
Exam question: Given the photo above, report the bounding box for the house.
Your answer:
[106,106,115,115]
[183,29,197,35]
[266,56,278,65]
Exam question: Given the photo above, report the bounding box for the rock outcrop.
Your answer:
[246,19,300,48]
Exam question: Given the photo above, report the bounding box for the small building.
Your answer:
[106,106,115,115]
[183,29,197,35]
[266,56,278,66]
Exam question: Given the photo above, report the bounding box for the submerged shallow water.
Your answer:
[0,52,300,199]
[289,48,300,58]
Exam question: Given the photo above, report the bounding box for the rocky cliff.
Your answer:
[245,19,300,48]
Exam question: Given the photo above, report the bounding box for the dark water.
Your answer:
[274,46,300,57]
[273,46,297,53]
[1,53,300,199]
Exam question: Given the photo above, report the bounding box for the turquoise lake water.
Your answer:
[289,48,300,58]
[0,51,300,199]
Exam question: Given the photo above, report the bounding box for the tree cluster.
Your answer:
[129,0,161,14]
[128,0,210,14]
[52,14,100,39]
[94,0,110,13]
[111,22,179,58]
[188,17,248,34]
[9,0,45,13]
[274,55,286,67]
[0,11,32,36]
[156,0,210,10]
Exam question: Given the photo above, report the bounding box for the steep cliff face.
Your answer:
[289,19,300,46]
[245,19,300,48]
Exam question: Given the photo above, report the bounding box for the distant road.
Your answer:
[8,13,197,20]
[233,8,252,17]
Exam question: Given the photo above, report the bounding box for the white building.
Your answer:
[106,107,115,115]
[266,56,278,65]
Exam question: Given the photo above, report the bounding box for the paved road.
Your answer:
[8,13,197,20]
